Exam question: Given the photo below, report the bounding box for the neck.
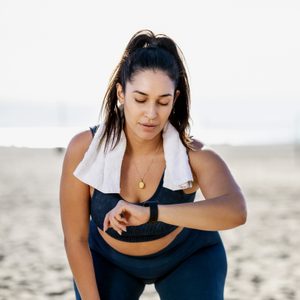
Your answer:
[124,126,163,157]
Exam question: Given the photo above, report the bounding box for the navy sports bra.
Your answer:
[88,125,197,242]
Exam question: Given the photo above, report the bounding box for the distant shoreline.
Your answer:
[1,143,300,162]
[0,125,297,148]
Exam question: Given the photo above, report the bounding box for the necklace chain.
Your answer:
[133,141,162,189]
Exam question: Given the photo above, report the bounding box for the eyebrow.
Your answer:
[132,90,172,98]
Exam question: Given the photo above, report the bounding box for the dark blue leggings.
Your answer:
[74,221,227,300]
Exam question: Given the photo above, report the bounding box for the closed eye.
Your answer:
[135,99,145,103]
[135,99,169,106]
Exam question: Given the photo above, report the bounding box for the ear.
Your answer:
[116,83,125,105]
[173,90,180,106]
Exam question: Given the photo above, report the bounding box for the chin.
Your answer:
[138,128,162,140]
[138,132,158,140]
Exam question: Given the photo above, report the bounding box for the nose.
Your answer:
[145,103,158,121]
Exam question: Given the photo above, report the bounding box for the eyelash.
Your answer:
[135,99,169,106]
[135,99,144,103]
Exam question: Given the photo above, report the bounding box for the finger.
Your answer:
[115,203,128,223]
[115,212,128,225]
[103,214,109,232]
[114,214,127,231]
[110,217,125,235]
[109,216,120,231]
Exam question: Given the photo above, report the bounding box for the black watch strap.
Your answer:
[144,202,159,223]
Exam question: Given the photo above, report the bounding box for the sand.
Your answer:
[0,144,299,299]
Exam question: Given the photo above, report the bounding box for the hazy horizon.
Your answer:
[1,1,299,147]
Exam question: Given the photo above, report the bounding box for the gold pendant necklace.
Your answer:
[138,180,145,189]
[134,142,162,189]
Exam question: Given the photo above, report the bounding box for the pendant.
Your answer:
[138,179,145,189]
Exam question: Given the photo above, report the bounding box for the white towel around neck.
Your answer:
[73,121,194,193]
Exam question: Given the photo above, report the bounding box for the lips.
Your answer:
[139,122,157,127]
[141,124,156,127]
[138,123,159,132]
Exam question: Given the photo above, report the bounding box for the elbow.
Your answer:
[228,210,246,229]
[234,198,247,226]
[237,209,247,225]
[230,193,247,227]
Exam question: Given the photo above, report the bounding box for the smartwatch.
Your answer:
[144,202,159,223]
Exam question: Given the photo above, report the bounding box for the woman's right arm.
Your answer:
[59,130,101,300]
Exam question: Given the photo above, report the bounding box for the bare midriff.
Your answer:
[91,182,197,256]
[97,226,184,256]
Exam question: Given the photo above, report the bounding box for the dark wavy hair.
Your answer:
[97,29,195,152]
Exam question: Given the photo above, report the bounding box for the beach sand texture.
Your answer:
[0,144,299,300]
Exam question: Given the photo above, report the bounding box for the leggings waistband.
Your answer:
[88,219,222,281]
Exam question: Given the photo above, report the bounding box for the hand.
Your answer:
[103,200,150,235]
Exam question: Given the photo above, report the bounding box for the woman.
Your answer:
[59,29,247,300]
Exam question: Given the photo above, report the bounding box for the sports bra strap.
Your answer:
[89,125,99,137]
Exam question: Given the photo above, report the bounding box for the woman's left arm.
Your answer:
[158,147,247,231]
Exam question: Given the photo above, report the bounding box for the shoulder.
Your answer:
[187,139,241,197]
[187,139,228,178]
[68,129,93,153]
[63,129,94,167]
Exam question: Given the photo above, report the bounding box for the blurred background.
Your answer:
[1,0,299,148]
[0,0,299,299]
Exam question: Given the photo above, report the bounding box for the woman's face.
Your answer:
[117,69,180,141]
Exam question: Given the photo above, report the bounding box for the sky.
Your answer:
[0,0,300,146]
